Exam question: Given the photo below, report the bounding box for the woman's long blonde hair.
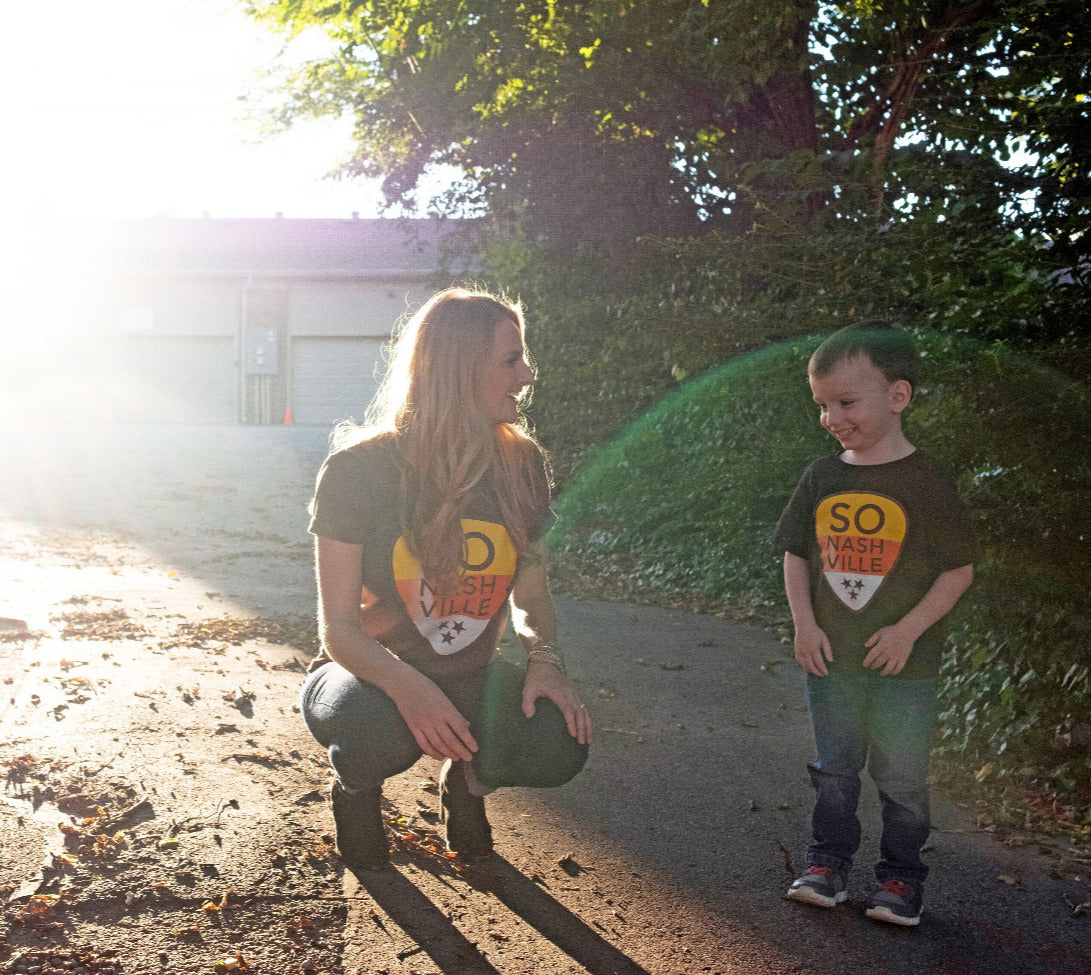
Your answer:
[335,287,549,591]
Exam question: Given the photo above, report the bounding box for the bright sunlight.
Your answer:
[0,1,369,425]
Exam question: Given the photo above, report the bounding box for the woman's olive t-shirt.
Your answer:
[308,436,551,681]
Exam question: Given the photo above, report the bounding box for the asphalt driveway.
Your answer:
[1,425,1087,974]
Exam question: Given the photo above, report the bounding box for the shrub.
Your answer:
[551,331,1091,817]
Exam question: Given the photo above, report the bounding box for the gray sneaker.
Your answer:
[786,865,849,908]
[865,879,923,926]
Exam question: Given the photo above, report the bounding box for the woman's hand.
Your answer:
[387,666,479,762]
[316,535,478,762]
[522,660,592,746]
[510,537,591,745]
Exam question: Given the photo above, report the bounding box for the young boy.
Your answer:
[773,322,977,926]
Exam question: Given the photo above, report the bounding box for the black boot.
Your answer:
[439,759,494,859]
[330,780,389,870]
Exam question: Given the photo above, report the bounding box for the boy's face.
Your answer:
[808,354,911,460]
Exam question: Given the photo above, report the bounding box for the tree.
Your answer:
[247,1,1087,257]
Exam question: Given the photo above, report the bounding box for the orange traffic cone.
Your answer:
[283,405,294,425]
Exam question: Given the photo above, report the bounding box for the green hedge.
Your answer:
[550,331,1091,817]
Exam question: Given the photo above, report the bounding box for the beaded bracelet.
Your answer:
[527,643,566,676]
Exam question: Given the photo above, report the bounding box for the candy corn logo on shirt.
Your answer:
[816,493,907,611]
[772,452,979,678]
[393,519,517,655]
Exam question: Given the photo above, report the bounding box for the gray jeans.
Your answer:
[300,658,588,792]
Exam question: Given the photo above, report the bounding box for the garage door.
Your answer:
[291,336,386,427]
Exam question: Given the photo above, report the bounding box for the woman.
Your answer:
[300,287,591,870]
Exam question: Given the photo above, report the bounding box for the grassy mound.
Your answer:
[551,331,1091,820]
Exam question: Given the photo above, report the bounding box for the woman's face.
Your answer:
[477,317,535,424]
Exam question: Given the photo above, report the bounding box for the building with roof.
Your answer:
[9,216,479,426]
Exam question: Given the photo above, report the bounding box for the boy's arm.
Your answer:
[862,564,974,676]
[784,552,833,677]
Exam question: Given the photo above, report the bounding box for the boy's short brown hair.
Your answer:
[808,320,919,391]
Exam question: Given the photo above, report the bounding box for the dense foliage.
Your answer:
[499,211,1087,487]
[548,332,1091,819]
[245,0,1090,367]
[247,1,1090,280]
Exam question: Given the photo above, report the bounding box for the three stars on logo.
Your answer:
[438,619,466,644]
[840,577,866,602]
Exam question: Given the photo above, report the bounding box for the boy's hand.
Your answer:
[794,623,833,676]
[863,624,915,676]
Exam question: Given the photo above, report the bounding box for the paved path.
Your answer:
[1,426,1088,974]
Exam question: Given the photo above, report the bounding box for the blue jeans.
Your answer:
[804,670,937,884]
[300,658,588,793]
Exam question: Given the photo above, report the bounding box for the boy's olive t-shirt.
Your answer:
[773,451,978,679]
[308,436,551,682]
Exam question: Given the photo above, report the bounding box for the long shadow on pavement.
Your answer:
[355,856,651,975]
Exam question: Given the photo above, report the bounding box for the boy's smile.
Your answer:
[809,354,913,465]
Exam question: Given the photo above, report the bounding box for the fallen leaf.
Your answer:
[779,842,795,875]
[201,888,235,912]
[225,687,255,706]
[997,874,1020,886]
[286,915,316,934]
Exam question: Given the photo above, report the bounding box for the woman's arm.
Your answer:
[315,535,478,761]
[509,538,592,745]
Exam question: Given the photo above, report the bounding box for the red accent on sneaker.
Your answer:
[878,879,910,897]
